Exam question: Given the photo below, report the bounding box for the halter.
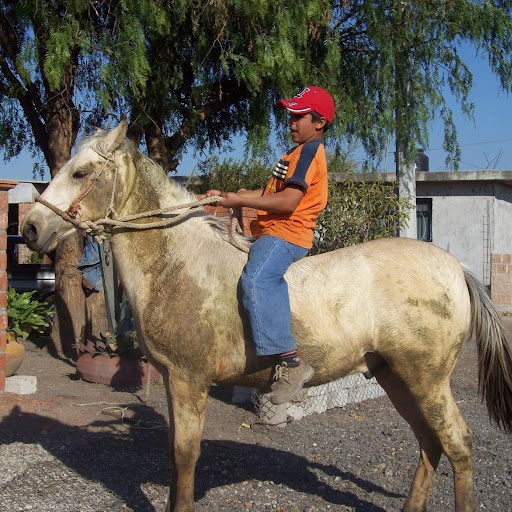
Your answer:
[63,148,117,220]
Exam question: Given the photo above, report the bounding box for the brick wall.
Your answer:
[0,180,18,390]
[491,254,512,311]
[199,195,257,237]
[238,207,258,237]
[18,202,34,228]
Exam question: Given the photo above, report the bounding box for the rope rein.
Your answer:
[35,194,250,253]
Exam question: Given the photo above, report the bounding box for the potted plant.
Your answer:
[6,286,52,376]
[75,330,161,387]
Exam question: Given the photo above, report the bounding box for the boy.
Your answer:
[207,86,334,404]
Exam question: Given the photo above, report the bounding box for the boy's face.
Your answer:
[289,113,327,144]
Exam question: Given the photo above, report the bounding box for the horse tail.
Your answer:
[464,268,512,433]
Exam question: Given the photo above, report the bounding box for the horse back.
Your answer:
[286,237,471,384]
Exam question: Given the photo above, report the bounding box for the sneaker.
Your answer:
[270,360,314,405]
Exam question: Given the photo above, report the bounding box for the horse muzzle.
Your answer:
[21,208,72,254]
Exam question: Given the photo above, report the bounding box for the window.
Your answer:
[417,198,432,242]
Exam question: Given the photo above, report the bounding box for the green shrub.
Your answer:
[7,287,52,339]
[190,155,271,194]
[28,251,44,264]
[311,175,412,254]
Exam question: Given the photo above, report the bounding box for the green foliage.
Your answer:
[323,0,512,170]
[28,251,43,264]
[311,176,413,255]
[7,287,51,340]
[2,0,512,174]
[191,156,271,194]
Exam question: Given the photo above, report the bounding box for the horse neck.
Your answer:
[115,154,182,217]
[114,161,198,252]
[110,163,247,304]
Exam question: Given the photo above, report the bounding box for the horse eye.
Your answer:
[72,169,89,179]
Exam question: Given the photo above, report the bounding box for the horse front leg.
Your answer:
[164,374,209,512]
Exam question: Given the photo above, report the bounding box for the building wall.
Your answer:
[9,176,512,314]
[415,178,512,311]
[416,181,495,285]
[493,184,512,254]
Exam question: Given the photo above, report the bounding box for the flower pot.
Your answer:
[76,353,161,387]
[5,334,26,377]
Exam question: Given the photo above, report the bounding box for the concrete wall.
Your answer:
[416,181,494,284]
[494,183,512,254]
[415,175,512,289]
[8,181,47,204]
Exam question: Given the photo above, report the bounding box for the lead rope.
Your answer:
[35,194,250,253]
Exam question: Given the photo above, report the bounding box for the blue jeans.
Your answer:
[77,236,103,291]
[240,235,308,356]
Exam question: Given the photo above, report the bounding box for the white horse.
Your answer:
[21,119,512,512]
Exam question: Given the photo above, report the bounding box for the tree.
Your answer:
[109,1,512,172]
[2,1,512,353]
[324,1,512,169]
[3,2,512,174]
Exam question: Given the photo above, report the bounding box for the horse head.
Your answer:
[22,119,132,254]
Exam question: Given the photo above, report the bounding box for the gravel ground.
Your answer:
[1,321,511,512]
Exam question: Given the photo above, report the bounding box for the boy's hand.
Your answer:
[205,189,242,208]
[206,189,222,198]
[205,189,224,204]
[217,192,245,208]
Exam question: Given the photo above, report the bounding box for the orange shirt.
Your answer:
[250,139,328,249]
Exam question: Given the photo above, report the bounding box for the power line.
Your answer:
[429,137,512,152]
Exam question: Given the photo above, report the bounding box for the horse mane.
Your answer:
[165,176,252,251]
[79,127,251,251]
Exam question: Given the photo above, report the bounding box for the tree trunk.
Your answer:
[85,285,109,344]
[43,98,108,358]
[50,234,109,358]
[50,233,85,358]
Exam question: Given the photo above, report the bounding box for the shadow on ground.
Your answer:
[0,404,402,512]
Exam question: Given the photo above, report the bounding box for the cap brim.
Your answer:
[276,99,313,114]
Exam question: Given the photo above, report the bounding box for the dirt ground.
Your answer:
[1,320,511,511]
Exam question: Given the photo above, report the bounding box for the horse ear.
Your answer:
[104,117,128,154]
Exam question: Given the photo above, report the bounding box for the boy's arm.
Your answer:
[206,185,304,214]
[206,188,263,198]
[237,188,264,198]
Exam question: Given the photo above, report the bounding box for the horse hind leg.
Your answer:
[419,386,474,512]
[371,357,474,512]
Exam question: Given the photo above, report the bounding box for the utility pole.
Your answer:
[394,0,417,239]
[395,144,417,239]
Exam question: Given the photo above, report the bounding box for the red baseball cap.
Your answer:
[276,86,335,123]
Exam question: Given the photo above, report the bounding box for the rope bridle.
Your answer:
[35,149,249,253]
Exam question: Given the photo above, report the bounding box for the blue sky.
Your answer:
[2,49,512,181]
